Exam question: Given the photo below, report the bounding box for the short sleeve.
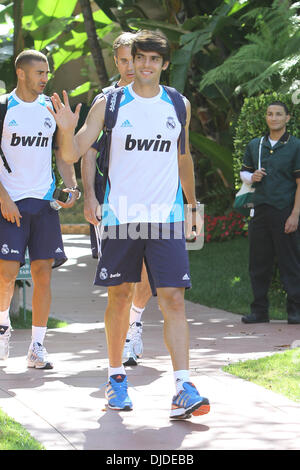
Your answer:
[293,139,300,179]
[241,142,255,173]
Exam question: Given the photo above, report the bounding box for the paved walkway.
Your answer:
[0,235,300,450]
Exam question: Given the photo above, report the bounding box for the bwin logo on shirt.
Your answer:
[125,134,171,152]
[10,132,49,147]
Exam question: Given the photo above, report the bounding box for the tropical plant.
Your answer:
[199,0,300,98]
[0,0,119,95]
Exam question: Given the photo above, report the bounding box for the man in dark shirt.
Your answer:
[240,101,300,324]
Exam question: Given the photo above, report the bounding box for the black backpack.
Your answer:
[0,93,11,173]
[96,85,187,193]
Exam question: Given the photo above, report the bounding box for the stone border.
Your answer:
[61,224,89,235]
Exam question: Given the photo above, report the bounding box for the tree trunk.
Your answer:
[13,0,24,59]
[79,0,109,87]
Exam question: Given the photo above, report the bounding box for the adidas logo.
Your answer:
[182,273,190,281]
[121,119,133,128]
[55,247,63,253]
[8,119,18,127]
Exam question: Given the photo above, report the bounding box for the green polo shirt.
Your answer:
[242,132,300,209]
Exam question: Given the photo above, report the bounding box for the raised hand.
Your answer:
[47,90,82,133]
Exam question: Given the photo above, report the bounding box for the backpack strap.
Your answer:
[0,93,11,173]
[101,87,124,190]
[163,86,187,155]
[104,86,124,130]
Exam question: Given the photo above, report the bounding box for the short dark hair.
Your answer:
[113,32,136,57]
[131,30,170,64]
[15,50,48,70]
[267,100,290,115]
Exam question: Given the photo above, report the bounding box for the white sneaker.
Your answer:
[0,325,11,360]
[122,338,138,366]
[128,322,143,358]
[27,342,53,369]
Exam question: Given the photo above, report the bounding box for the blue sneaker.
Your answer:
[105,374,133,411]
[170,382,210,420]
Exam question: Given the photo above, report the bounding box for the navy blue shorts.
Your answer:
[94,222,191,294]
[0,198,67,267]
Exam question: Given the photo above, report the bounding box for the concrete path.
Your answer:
[0,235,300,450]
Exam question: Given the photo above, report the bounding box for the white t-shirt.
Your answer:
[102,83,185,225]
[268,137,278,147]
[0,90,56,201]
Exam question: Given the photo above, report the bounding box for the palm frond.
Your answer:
[199,0,300,96]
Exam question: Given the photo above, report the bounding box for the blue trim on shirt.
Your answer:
[166,180,184,223]
[160,87,173,105]
[7,95,19,110]
[119,86,134,108]
[43,172,56,201]
[102,180,120,226]
[38,94,46,106]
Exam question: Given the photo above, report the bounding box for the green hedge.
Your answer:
[233,92,300,188]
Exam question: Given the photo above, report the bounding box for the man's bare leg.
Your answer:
[0,260,20,314]
[104,283,135,411]
[27,259,54,369]
[30,259,53,327]
[157,286,210,419]
[0,260,20,359]
[157,287,189,371]
[132,262,152,309]
[123,263,152,365]
[105,283,135,368]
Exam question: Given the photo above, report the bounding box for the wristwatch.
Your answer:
[191,201,201,213]
[71,186,81,200]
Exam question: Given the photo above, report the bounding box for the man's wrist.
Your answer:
[291,208,300,217]
[71,186,81,200]
[189,201,201,212]
[84,189,97,200]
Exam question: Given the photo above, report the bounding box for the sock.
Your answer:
[174,370,190,394]
[130,304,145,324]
[31,326,47,346]
[109,365,126,379]
[0,308,10,327]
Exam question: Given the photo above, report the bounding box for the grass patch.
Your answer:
[224,349,300,402]
[186,237,287,320]
[11,309,67,329]
[0,408,44,450]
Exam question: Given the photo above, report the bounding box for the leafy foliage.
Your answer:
[0,0,117,94]
[190,130,233,185]
[199,0,300,97]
